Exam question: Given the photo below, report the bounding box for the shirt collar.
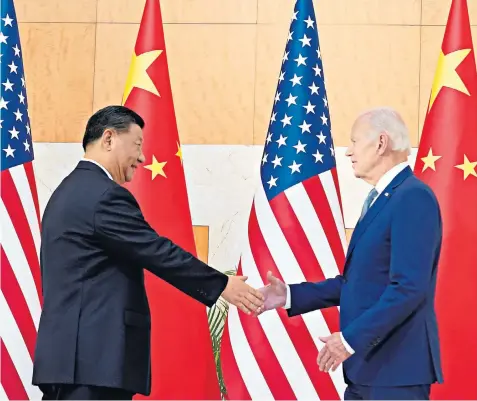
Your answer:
[374,161,409,195]
[81,158,113,180]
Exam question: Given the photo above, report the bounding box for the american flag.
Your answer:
[0,0,43,399]
[220,0,347,399]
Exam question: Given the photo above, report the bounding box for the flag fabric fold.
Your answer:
[220,0,347,399]
[0,0,43,399]
[414,0,477,399]
[121,0,221,399]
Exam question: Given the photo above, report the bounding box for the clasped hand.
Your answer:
[221,275,265,315]
[221,271,287,315]
[252,271,351,372]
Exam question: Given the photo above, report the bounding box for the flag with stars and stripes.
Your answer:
[0,0,43,399]
[220,0,347,399]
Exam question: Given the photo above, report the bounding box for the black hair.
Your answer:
[82,105,145,150]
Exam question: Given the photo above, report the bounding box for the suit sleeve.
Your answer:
[93,185,228,307]
[286,276,344,317]
[341,187,441,355]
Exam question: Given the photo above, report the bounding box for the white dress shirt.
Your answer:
[81,158,113,180]
[371,161,409,206]
[283,161,409,354]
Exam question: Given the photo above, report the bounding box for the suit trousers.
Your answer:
[39,383,134,400]
[344,383,431,400]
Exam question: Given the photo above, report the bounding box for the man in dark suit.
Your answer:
[258,107,443,400]
[32,105,264,400]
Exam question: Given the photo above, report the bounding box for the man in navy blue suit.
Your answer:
[259,107,443,400]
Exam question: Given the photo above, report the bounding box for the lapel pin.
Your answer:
[385,192,389,197]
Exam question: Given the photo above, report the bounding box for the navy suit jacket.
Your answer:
[32,161,228,395]
[287,166,443,386]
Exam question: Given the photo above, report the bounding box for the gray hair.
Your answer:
[358,107,411,154]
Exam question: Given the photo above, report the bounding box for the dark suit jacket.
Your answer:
[288,167,443,386]
[32,161,228,395]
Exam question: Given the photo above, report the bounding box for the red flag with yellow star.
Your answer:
[414,0,477,398]
[121,0,221,399]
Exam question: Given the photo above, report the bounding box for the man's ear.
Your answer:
[377,133,389,155]
[102,129,114,151]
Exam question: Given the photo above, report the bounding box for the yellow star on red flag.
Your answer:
[175,142,183,165]
[122,50,162,105]
[144,155,167,179]
[455,155,477,180]
[421,148,442,172]
[428,48,471,111]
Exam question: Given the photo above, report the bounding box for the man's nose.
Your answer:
[345,147,352,157]
[138,153,146,164]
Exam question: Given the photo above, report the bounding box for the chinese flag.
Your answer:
[414,0,477,399]
[121,0,221,399]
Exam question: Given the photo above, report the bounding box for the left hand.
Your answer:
[317,332,351,372]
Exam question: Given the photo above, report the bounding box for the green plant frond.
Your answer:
[206,264,244,397]
[207,286,233,397]
[209,312,224,336]
[224,269,237,276]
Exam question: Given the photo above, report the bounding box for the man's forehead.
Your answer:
[351,117,369,136]
[129,124,143,141]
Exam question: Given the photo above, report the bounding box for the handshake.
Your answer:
[220,271,352,373]
[220,271,287,315]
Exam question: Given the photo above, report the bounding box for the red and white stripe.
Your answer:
[1,162,43,400]
[222,169,347,400]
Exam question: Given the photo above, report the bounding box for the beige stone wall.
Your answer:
[16,0,477,144]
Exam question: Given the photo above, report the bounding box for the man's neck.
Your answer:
[367,157,408,187]
[83,153,117,182]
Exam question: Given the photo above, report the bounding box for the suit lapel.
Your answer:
[346,191,390,258]
[344,166,413,266]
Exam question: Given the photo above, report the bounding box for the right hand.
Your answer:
[221,275,265,315]
[257,271,287,313]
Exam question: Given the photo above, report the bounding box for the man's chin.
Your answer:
[126,169,137,182]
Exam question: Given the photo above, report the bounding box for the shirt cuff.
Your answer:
[283,284,291,309]
[340,332,355,354]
